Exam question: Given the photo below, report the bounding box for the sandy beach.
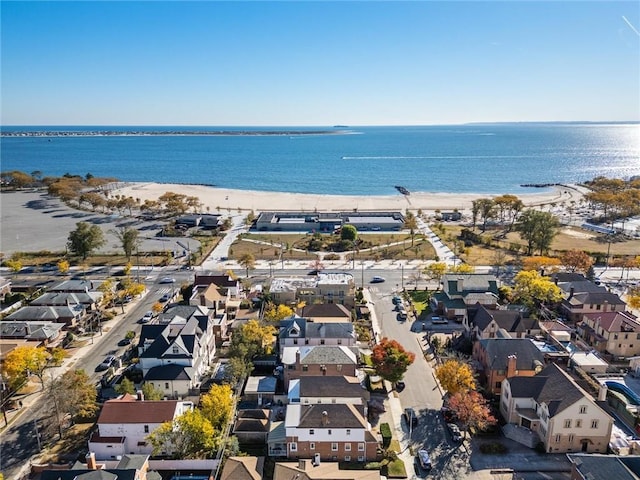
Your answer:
[113,182,585,214]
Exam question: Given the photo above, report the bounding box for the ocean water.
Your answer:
[1,124,638,196]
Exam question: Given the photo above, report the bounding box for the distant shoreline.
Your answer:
[0,129,349,137]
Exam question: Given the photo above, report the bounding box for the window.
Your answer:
[497,370,505,376]
[172,346,179,354]
[614,334,619,339]
[495,381,502,390]
[320,339,325,345]
[579,406,587,414]
[346,429,351,436]
[337,339,342,345]
[328,429,332,435]
[302,365,308,372]
[555,434,561,443]
[293,339,298,345]
[310,442,315,450]
[290,442,297,452]
[344,455,351,462]
[144,425,149,433]
[165,382,170,389]
[332,443,338,451]
[337,364,342,371]
[625,334,629,340]
[305,339,309,345]
[569,434,574,443]
[591,420,599,429]
[358,443,365,451]
[576,420,582,428]
[310,429,314,435]
[345,443,351,451]
[564,420,571,428]
[358,456,365,462]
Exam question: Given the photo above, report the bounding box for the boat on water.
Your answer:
[395,185,410,195]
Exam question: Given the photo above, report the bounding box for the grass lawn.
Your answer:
[407,290,432,316]
[39,422,94,463]
[383,458,408,478]
[437,225,640,266]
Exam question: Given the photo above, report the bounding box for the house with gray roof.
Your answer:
[467,303,540,341]
[284,403,379,462]
[0,320,64,344]
[48,279,105,293]
[31,291,102,310]
[297,304,352,323]
[500,364,613,453]
[279,317,356,350]
[137,308,215,397]
[432,274,500,322]
[288,375,368,405]
[5,304,84,327]
[568,453,640,480]
[473,338,546,394]
[552,274,627,322]
[281,345,359,389]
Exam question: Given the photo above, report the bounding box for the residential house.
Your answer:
[40,453,157,480]
[0,276,11,302]
[431,274,500,322]
[189,282,228,315]
[284,403,378,462]
[274,459,382,480]
[0,320,64,344]
[578,311,640,358]
[31,291,102,311]
[473,338,546,395]
[5,304,84,327]
[243,375,277,406]
[88,393,193,459]
[568,351,609,374]
[567,453,640,480]
[270,273,356,309]
[467,303,540,340]
[233,410,271,444]
[137,306,216,396]
[500,364,613,453]
[288,376,368,405]
[553,276,627,323]
[48,279,106,293]
[281,346,359,389]
[279,318,356,350]
[193,274,243,317]
[220,456,264,480]
[297,304,352,323]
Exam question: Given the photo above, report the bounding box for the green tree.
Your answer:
[371,338,415,384]
[448,390,496,438]
[148,409,217,459]
[67,221,106,260]
[200,384,234,431]
[475,198,496,232]
[435,359,476,395]
[238,253,256,278]
[229,319,276,360]
[341,224,358,242]
[403,211,419,246]
[224,356,252,386]
[515,209,559,256]
[2,345,53,389]
[116,377,136,395]
[50,369,98,424]
[111,226,140,262]
[511,270,563,308]
[141,382,164,400]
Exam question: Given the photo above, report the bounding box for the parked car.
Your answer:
[140,311,154,323]
[447,423,462,442]
[417,449,432,471]
[159,277,176,284]
[397,310,408,321]
[159,293,171,302]
[117,338,131,347]
[396,381,406,392]
[403,407,418,426]
[370,276,385,283]
[392,295,402,305]
[95,355,116,372]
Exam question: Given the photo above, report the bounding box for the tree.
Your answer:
[148,409,217,459]
[515,209,559,255]
[341,224,358,242]
[116,377,136,395]
[435,359,476,395]
[229,319,276,362]
[448,390,496,437]
[560,250,593,273]
[5,258,23,274]
[424,262,447,285]
[511,270,563,308]
[141,382,164,400]
[371,338,415,384]
[2,345,52,389]
[238,253,256,277]
[521,256,561,272]
[51,369,98,423]
[404,211,419,246]
[49,347,66,366]
[57,259,70,275]
[473,198,496,232]
[67,221,106,260]
[112,226,140,262]
[224,356,252,386]
[448,263,475,274]
[263,302,294,323]
[200,384,234,431]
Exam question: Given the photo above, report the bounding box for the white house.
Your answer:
[500,364,613,453]
[279,318,356,350]
[88,393,193,459]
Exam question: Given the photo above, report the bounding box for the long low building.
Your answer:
[270,273,355,309]
[254,211,404,232]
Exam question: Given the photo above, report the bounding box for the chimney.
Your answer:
[598,384,608,402]
[86,452,97,470]
[506,354,518,378]
[299,459,308,470]
[569,287,574,299]
[603,300,609,312]
[321,410,329,426]
[554,277,558,285]
[136,390,144,401]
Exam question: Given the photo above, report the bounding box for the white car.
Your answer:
[159,277,176,284]
[140,311,154,323]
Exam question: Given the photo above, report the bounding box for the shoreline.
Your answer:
[112,182,585,214]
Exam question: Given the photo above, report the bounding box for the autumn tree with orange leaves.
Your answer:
[371,338,415,384]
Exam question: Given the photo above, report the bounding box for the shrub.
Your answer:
[380,422,392,447]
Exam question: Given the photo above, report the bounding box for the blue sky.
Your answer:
[1,1,639,126]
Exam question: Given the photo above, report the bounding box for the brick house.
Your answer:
[284,403,378,462]
[281,346,359,389]
[467,303,540,340]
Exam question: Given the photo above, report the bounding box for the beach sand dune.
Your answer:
[114,182,583,214]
